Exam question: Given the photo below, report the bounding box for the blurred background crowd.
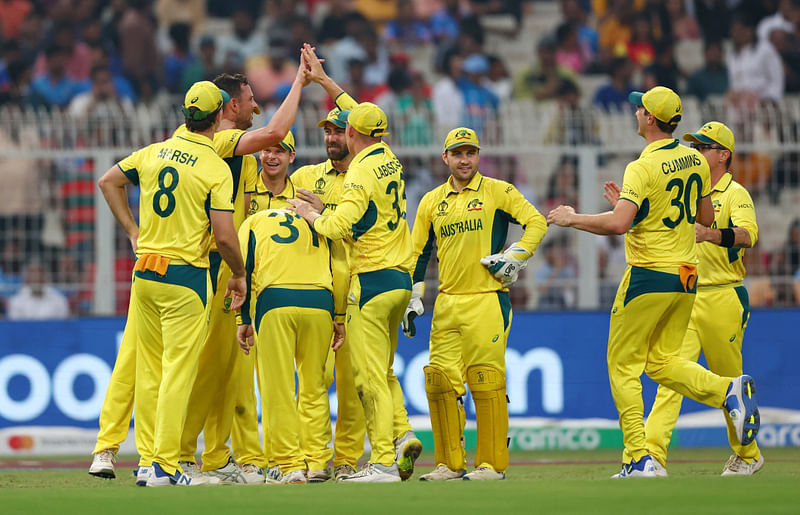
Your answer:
[1,0,799,318]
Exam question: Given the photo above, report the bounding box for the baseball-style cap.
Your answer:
[683,121,735,153]
[342,102,390,138]
[443,127,480,152]
[279,131,295,153]
[317,107,348,129]
[628,86,682,126]
[183,81,230,120]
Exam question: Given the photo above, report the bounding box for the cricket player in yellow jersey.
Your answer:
[249,131,298,212]
[404,128,547,481]
[547,86,760,478]
[235,208,346,484]
[291,100,418,482]
[640,122,763,476]
[98,80,247,486]
[297,45,423,481]
[291,107,367,482]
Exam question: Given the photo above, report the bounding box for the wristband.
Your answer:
[719,228,735,248]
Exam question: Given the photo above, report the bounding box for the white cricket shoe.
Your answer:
[394,430,423,481]
[281,469,307,484]
[724,375,760,446]
[135,466,151,486]
[334,464,356,482]
[89,449,116,479]
[721,454,765,476]
[463,465,505,481]
[206,458,247,484]
[177,461,220,486]
[340,463,402,483]
[419,464,466,481]
[241,463,265,484]
[652,459,668,477]
[265,465,283,484]
[611,455,657,478]
[307,468,331,483]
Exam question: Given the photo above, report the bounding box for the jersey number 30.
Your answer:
[662,173,702,228]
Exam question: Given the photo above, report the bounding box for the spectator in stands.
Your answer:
[486,55,512,102]
[325,16,374,84]
[214,5,266,70]
[770,220,800,306]
[597,0,635,62]
[685,40,728,101]
[469,0,523,32]
[555,22,592,74]
[16,8,44,64]
[0,60,32,107]
[326,56,387,110]
[592,56,635,112]
[375,58,411,114]
[514,34,575,102]
[262,0,298,51]
[727,12,785,106]
[163,23,197,94]
[694,0,732,43]
[117,0,159,98]
[397,70,434,146]
[430,0,469,44]
[769,21,800,93]
[317,1,364,44]
[33,21,93,82]
[248,43,297,104]
[543,155,579,212]
[6,261,69,320]
[626,14,655,68]
[0,0,33,41]
[546,79,599,146]
[561,0,598,58]
[458,53,499,136]
[180,35,222,89]
[286,14,316,62]
[383,0,432,47]
[641,38,681,92]
[0,40,21,92]
[757,0,800,43]
[30,44,89,108]
[665,0,700,40]
[535,236,577,310]
[432,52,464,131]
[67,65,135,124]
[155,0,207,39]
[355,23,391,86]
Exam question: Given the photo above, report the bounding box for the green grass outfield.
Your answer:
[2,448,799,514]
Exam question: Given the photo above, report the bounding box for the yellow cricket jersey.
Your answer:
[117,130,233,268]
[618,139,711,267]
[173,124,256,247]
[410,172,547,294]
[291,160,347,213]
[334,92,358,112]
[238,208,344,324]
[248,173,297,213]
[698,172,758,286]
[312,142,413,275]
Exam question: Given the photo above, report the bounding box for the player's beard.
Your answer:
[327,142,349,161]
[236,110,254,131]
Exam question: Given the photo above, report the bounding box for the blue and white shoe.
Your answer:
[134,466,151,486]
[724,375,760,446]
[146,462,216,486]
[611,455,657,478]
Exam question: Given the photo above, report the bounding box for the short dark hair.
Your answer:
[185,108,218,131]
[643,109,678,134]
[213,73,248,101]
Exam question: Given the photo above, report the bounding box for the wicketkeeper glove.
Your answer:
[480,242,532,288]
[402,282,425,338]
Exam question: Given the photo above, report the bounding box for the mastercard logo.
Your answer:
[8,435,34,450]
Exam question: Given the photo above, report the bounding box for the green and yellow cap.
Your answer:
[341,102,390,137]
[279,130,295,153]
[443,127,480,152]
[317,107,348,129]
[682,121,735,153]
[182,81,230,120]
[628,86,682,126]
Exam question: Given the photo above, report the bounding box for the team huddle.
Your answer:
[88,44,762,486]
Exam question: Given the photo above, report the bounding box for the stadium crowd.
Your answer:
[1,0,800,316]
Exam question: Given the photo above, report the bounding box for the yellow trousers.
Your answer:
[608,266,731,464]
[179,254,264,471]
[347,270,412,466]
[230,345,269,468]
[428,291,512,471]
[93,300,136,455]
[326,340,367,468]
[645,285,760,464]
[132,264,211,476]
[255,288,333,473]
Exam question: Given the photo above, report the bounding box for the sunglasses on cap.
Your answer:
[690,143,726,151]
